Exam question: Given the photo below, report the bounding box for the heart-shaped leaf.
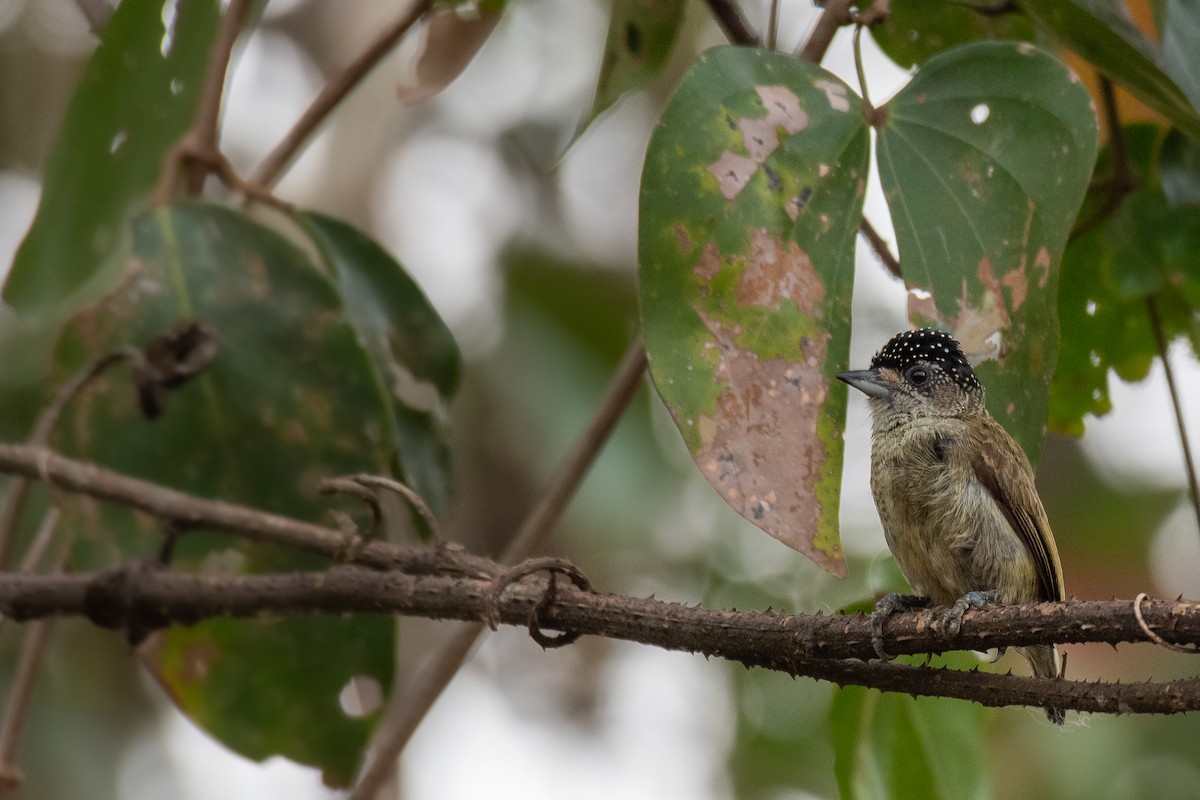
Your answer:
[298,212,460,519]
[639,46,869,576]
[877,41,1099,462]
[53,203,396,786]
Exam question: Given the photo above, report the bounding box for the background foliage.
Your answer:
[0,0,1199,798]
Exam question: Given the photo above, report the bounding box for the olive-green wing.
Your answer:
[971,419,1065,602]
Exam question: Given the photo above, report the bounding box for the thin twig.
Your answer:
[859,219,902,279]
[3,569,1200,715]
[1072,76,1136,239]
[349,340,649,800]
[767,0,781,50]
[153,0,255,202]
[0,509,63,637]
[798,0,853,63]
[703,0,760,47]
[351,474,440,540]
[251,0,435,190]
[0,351,135,567]
[0,546,68,792]
[1146,297,1200,538]
[0,443,499,580]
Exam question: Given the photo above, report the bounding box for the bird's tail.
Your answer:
[1023,643,1064,725]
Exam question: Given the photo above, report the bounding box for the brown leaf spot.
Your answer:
[953,279,1005,362]
[740,117,780,163]
[907,287,938,322]
[1001,264,1028,312]
[813,79,850,112]
[674,223,694,254]
[736,229,824,313]
[1034,247,1051,287]
[708,150,757,199]
[692,241,721,281]
[694,310,833,561]
[756,85,809,134]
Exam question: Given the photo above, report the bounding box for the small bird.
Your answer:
[837,328,1066,725]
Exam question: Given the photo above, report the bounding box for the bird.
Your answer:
[837,328,1066,725]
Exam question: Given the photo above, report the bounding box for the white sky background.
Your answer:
[2,0,1200,798]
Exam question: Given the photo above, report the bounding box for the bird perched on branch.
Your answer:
[838,328,1066,725]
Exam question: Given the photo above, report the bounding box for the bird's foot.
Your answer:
[870,592,931,660]
[940,589,1003,637]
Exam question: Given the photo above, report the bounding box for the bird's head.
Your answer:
[837,328,985,421]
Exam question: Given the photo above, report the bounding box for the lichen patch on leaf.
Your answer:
[813,79,850,112]
[695,309,837,563]
[736,229,824,312]
[708,150,758,199]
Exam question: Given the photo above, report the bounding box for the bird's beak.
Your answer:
[837,369,892,400]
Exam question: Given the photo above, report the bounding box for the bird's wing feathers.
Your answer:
[970,420,1065,602]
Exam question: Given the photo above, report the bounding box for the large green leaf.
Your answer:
[53,203,395,786]
[587,0,686,123]
[830,670,989,800]
[1162,0,1200,120]
[1020,0,1200,140]
[877,41,1098,462]
[639,46,869,576]
[297,212,460,519]
[3,0,218,323]
[870,0,1035,69]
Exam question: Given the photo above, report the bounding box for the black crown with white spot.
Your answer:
[870,328,981,392]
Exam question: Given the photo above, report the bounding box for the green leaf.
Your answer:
[639,46,868,576]
[1050,189,1200,434]
[829,675,989,800]
[877,41,1099,462]
[1020,0,1200,140]
[870,0,1036,69]
[3,0,218,324]
[297,212,460,519]
[1162,0,1200,115]
[53,202,396,786]
[588,0,686,122]
[1161,128,1200,206]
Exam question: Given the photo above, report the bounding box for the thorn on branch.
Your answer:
[484,557,592,649]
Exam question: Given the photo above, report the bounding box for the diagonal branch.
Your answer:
[251,0,435,189]
[0,443,498,579]
[1,567,1198,715]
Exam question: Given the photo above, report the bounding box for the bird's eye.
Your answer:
[906,366,929,386]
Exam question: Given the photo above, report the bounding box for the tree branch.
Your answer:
[1,566,1198,715]
[703,0,759,47]
[0,443,498,579]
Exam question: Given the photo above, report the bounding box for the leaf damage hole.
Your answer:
[970,103,990,125]
[339,675,383,718]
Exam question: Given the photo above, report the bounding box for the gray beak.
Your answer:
[837,369,892,400]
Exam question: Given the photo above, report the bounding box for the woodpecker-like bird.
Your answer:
[838,328,1066,725]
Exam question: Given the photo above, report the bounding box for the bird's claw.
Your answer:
[940,589,1001,637]
[870,592,931,660]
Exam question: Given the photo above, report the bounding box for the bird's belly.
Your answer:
[871,454,1037,607]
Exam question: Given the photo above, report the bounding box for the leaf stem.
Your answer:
[767,0,781,50]
[1146,296,1200,540]
[251,0,435,190]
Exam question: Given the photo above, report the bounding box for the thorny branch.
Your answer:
[1,565,1199,715]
